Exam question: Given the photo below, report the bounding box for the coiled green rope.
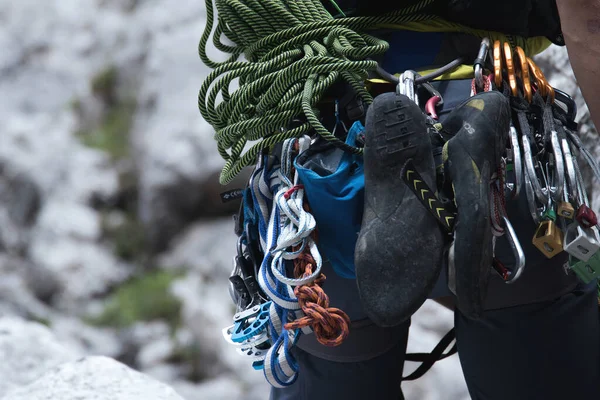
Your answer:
[198,0,437,184]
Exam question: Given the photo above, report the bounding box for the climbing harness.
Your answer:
[200,0,600,389]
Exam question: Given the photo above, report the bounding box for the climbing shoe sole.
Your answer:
[355,92,445,327]
[443,91,511,319]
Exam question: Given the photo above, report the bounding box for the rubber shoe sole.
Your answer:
[443,91,511,319]
[355,92,445,327]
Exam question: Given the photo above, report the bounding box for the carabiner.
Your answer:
[503,42,518,97]
[500,215,526,284]
[537,64,555,103]
[229,236,247,303]
[548,129,565,203]
[514,46,532,102]
[425,96,442,120]
[561,136,578,202]
[493,40,503,88]
[398,70,444,117]
[575,159,592,209]
[526,57,547,98]
[420,80,444,106]
[332,99,348,137]
[397,70,418,105]
[523,164,545,225]
[506,124,523,199]
[420,78,443,120]
[474,38,491,91]
[527,58,555,102]
[554,88,577,123]
[521,133,549,205]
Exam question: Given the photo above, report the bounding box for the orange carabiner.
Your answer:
[537,64,555,103]
[503,42,518,97]
[493,40,503,88]
[526,57,547,97]
[514,47,532,102]
[527,57,555,102]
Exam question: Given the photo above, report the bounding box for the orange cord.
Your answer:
[283,249,351,346]
[281,186,350,347]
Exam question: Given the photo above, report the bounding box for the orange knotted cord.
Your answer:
[283,248,351,346]
[281,157,351,346]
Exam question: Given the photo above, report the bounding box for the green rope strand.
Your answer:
[198,0,438,184]
[327,0,346,17]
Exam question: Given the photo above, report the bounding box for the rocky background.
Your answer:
[0,1,596,399]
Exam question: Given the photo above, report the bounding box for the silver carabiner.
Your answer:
[561,136,578,202]
[547,130,565,202]
[506,124,523,199]
[228,236,246,304]
[575,158,591,208]
[474,38,491,91]
[397,70,418,105]
[502,215,526,284]
[523,162,545,225]
[521,133,549,205]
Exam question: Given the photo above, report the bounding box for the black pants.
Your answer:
[270,281,600,400]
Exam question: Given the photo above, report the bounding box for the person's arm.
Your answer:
[556,0,600,126]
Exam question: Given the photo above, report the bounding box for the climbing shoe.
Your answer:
[355,92,445,327]
[442,91,510,319]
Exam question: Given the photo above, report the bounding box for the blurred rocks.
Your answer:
[0,1,596,399]
[132,20,250,251]
[158,219,236,278]
[0,317,81,397]
[28,200,132,310]
[0,163,40,254]
[0,317,184,400]
[535,45,600,207]
[2,356,186,400]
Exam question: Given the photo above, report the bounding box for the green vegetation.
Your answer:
[101,211,146,262]
[167,342,204,382]
[91,66,118,102]
[76,98,136,160]
[76,66,137,160]
[28,315,51,327]
[87,270,183,329]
